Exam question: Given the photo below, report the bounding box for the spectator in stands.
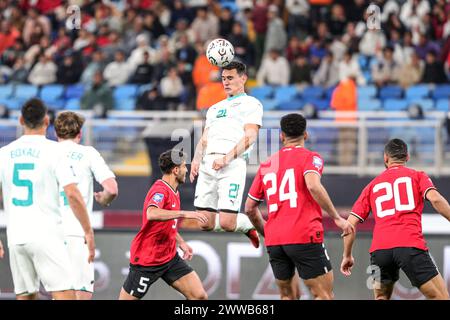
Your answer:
[73,29,92,52]
[228,22,252,66]
[384,12,406,38]
[290,54,312,87]
[196,70,227,111]
[154,35,174,65]
[176,60,196,109]
[127,34,156,72]
[421,51,447,83]
[400,0,431,29]
[359,28,386,57]
[143,11,166,42]
[103,50,131,87]
[102,30,126,63]
[308,36,328,70]
[341,22,360,54]
[81,70,114,110]
[372,46,399,87]
[0,20,20,56]
[81,51,107,86]
[286,35,307,63]
[192,41,219,92]
[175,33,197,67]
[219,7,235,38]
[9,56,29,84]
[190,7,219,43]
[28,53,57,86]
[129,51,155,84]
[415,33,440,60]
[123,16,150,55]
[160,67,185,110]
[56,54,81,85]
[252,0,269,68]
[22,7,51,46]
[339,50,366,85]
[329,4,347,36]
[285,0,310,38]
[136,86,165,110]
[169,0,194,29]
[397,52,424,88]
[257,48,290,86]
[264,4,287,54]
[313,52,340,88]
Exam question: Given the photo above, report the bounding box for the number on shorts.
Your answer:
[12,163,35,207]
[137,276,150,293]
[229,183,240,199]
[373,177,415,218]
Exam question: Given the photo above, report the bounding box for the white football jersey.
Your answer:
[205,93,263,158]
[58,140,115,237]
[0,135,78,245]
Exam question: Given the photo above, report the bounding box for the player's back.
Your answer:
[58,140,115,237]
[353,165,433,251]
[0,135,70,245]
[253,146,324,246]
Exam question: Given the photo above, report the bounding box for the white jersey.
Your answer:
[58,140,115,237]
[0,135,77,246]
[205,93,263,158]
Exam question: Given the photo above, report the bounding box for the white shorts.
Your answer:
[66,236,95,293]
[194,154,247,212]
[9,237,75,295]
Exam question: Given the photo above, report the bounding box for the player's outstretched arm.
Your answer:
[190,128,209,182]
[64,183,95,263]
[0,240,4,259]
[340,215,360,276]
[304,172,355,237]
[176,232,193,260]
[147,207,208,224]
[426,189,450,222]
[95,177,118,207]
[244,197,265,237]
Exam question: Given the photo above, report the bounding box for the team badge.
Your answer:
[152,193,164,203]
[312,156,323,170]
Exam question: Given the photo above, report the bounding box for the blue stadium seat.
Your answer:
[0,98,21,110]
[358,85,377,99]
[259,98,278,111]
[45,99,65,110]
[221,2,238,14]
[358,99,381,111]
[115,98,136,110]
[65,84,85,99]
[405,85,430,99]
[250,86,273,100]
[65,98,81,110]
[304,98,329,110]
[14,84,38,101]
[363,70,372,83]
[113,84,138,101]
[324,86,337,99]
[0,85,14,99]
[301,86,324,99]
[383,99,408,111]
[138,84,153,95]
[379,85,403,100]
[358,55,369,70]
[273,85,298,103]
[40,84,64,101]
[407,99,434,110]
[435,99,449,111]
[277,99,303,111]
[432,84,450,100]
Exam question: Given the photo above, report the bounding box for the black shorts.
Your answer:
[122,253,193,299]
[267,243,332,281]
[370,247,439,288]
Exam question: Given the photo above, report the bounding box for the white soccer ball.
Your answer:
[206,38,235,67]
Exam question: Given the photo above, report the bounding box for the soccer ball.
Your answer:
[206,38,235,67]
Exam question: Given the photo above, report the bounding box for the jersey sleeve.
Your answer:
[417,171,436,199]
[244,98,263,127]
[54,150,79,188]
[248,167,264,202]
[88,147,116,184]
[351,184,372,222]
[303,153,324,177]
[146,187,169,210]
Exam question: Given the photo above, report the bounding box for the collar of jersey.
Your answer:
[19,134,46,140]
[159,179,179,194]
[227,93,247,101]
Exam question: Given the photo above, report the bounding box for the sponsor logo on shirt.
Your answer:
[152,193,164,203]
[312,156,323,170]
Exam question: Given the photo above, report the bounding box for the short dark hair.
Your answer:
[159,149,186,174]
[21,98,47,129]
[54,111,85,139]
[384,138,408,161]
[222,61,247,76]
[280,113,307,138]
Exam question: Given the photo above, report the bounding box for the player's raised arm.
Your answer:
[426,189,450,222]
[304,172,355,237]
[340,215,360,276]
[95,177,118,207]
[190,128,209,182]
[147,206,208,224]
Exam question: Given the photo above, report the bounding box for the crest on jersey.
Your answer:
[312,156,323,170]
[152,193,164,203]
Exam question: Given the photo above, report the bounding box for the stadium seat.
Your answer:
[221,2,238,14]
[65,98,81,110]
[405,85,430,99]
[358,55,369,70]
[277,99,303,111]
[0,98,21,110]
[407,99,434,110]
[435,99,449,111]
[301,86,324,99]
[357,85,377,99]
[273,85,298,103]
[65,84,85,100]
[259,98,278,111]
[115,98,136,110]
[40,84,64,101]
[324,86,337,99]
[379,85,403,100]
[14,84,38,101]
[250,86,273,100]
[363,70,372,83]
[138,84,153,95]
[431,84,450,99]
[113,84,138,101]
[303,98,329,110]
[358,99,381,111]
[383,99,408,111]
[0,85,14,99]
[44,99,65,110]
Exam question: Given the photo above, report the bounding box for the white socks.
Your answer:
[212,213,254,233]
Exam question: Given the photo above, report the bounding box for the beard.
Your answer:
[176,174,186,184]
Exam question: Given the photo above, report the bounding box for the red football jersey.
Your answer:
[351,165,435,252]
[130,179,181,266]
[248,146,325,246]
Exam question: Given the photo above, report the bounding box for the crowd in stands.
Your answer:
[0,0,449,112]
